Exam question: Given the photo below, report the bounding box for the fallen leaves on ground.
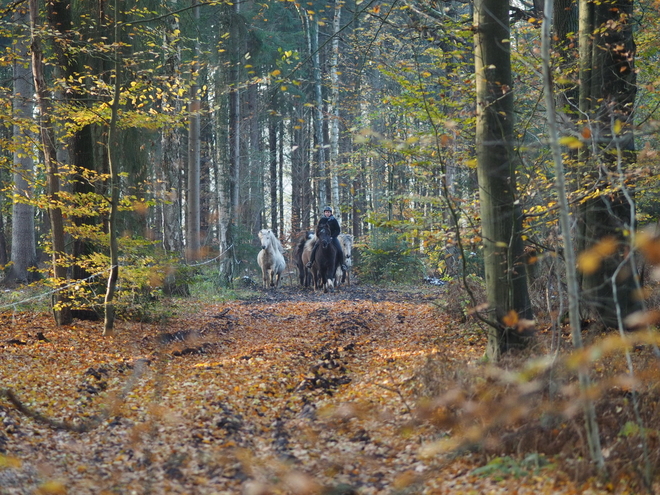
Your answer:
[0,286,641,494]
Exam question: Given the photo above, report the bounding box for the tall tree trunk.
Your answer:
[215,43,233,287]
[269,97,278,235]
[187,0,201,260]
[577,0,640,328]
[157,7,184,254]
[9,4,38,284]
[103,0,122,335]
[309,15,327,208]
[248,82,263,232]
[229,6,241,224]
[474,0,532,360]
[328,0,342,212]
[278,118,284,237]
[542,0,605,472]
[290,114,302,234]
[29,0,71,325]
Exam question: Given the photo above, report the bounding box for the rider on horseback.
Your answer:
[306,206,348,272]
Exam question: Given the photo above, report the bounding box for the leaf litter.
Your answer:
[0,285,649,494]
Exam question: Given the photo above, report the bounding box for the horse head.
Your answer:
[317,225,332,248]
[259,229,272,250]
[316,217,329,236]
[340,234,354,263]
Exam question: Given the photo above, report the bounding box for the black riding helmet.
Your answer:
[323,206,333,213]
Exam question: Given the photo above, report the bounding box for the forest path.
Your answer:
[0,285,614,494]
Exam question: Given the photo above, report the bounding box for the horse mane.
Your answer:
[261,229,286,254]
[276,234,286,254]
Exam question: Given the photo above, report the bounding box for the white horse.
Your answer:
[257,229,286,288]
[336,233,354,286]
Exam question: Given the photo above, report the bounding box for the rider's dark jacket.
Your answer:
[318,214,341,238]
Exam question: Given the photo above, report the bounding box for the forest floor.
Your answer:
[1,282,658,494]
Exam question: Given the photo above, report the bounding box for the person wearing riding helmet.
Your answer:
[306,206,348,271]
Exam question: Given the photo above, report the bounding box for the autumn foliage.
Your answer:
[2,284,660,494]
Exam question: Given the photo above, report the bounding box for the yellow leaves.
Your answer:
[132,200,149,216]
[577,237,618,274]
[558,135,583,149]
[0,454,21,468]
[36,481,67,495]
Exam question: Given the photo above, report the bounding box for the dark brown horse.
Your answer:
[310,219,337,293]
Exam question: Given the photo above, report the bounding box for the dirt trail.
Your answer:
[0,285,614,494]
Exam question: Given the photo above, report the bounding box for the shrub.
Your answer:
[357,233,425,284]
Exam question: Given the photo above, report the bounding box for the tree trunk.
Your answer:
[474,0,532,360]
[10,4,38,284]
[156,6,184,254]
[186,0,201,260]
[542,0,605,472]
[229,8,241,223]
[103,0,122,335]
[215,48,233,288]
[269,97,278,235]
[278,119,285,237]
[290,114,302,234]
[29,0,71,325]
[328,0,342,212]
[310,15,327,208]
[577,0,640,328]
[247,82,263,232]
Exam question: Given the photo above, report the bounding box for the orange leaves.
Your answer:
[502,309,518,328]
[636,229,660,264]
[502,310,536,333]
[0,288,613,494]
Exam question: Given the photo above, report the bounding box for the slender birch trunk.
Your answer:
[328,0,342,212]
[310,15,327,208]
[541,0,605,472]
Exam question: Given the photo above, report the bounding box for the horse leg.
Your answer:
[313,265,321,291]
